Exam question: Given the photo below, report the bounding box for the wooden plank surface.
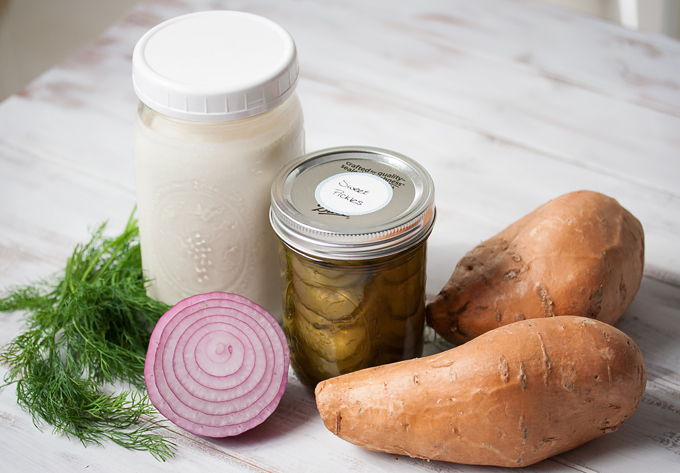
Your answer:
[0,0,679,471]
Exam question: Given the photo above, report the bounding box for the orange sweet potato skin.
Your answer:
[315,317,646,467]
[426,191,644,345]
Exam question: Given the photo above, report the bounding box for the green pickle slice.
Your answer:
[379,245,425,283]
[292,275,362,321]
[371,271,425,321]
[293,299,369,362]
[291,256,369,288]
[281,243,427,387]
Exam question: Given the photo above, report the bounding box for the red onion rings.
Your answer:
[144,292,289,437]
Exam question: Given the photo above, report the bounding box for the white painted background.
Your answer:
[0,0,679,471]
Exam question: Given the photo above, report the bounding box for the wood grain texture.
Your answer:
[0,0,678,471]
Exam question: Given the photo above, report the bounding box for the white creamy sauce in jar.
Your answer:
[132,11,304,318]
[133,97,304,314]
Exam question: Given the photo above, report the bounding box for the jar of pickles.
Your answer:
[270,147,436,387]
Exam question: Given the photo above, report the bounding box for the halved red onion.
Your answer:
[144,292,290,437]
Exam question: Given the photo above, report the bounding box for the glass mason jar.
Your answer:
[270,147,436,387]
[132,11,304,318]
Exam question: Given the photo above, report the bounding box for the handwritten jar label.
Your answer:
[315,172,393,216]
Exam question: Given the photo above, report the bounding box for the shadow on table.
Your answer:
[552,395,680,470]
[208,373,318,449]
[615,275,680,385]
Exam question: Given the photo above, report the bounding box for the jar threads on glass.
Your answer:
[270,147,436,387]
[132,11,305,316]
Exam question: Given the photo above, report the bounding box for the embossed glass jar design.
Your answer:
[270,147,436,387]
[132,11,304,316]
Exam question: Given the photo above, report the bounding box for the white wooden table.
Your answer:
[1,0,679,471]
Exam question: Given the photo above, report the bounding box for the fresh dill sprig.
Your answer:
[0,211,176,461]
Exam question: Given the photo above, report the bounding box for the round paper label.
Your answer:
[314,172,393,216]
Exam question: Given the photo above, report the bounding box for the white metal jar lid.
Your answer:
[270,147,436,260]
[132,11,299,122]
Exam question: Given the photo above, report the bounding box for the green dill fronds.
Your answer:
[0,210,176,461]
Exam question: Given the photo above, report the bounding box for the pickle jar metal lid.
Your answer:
[270,146,436,260]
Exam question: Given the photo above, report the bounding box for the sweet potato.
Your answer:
[426,191,644,345]
[315,316,646,467]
